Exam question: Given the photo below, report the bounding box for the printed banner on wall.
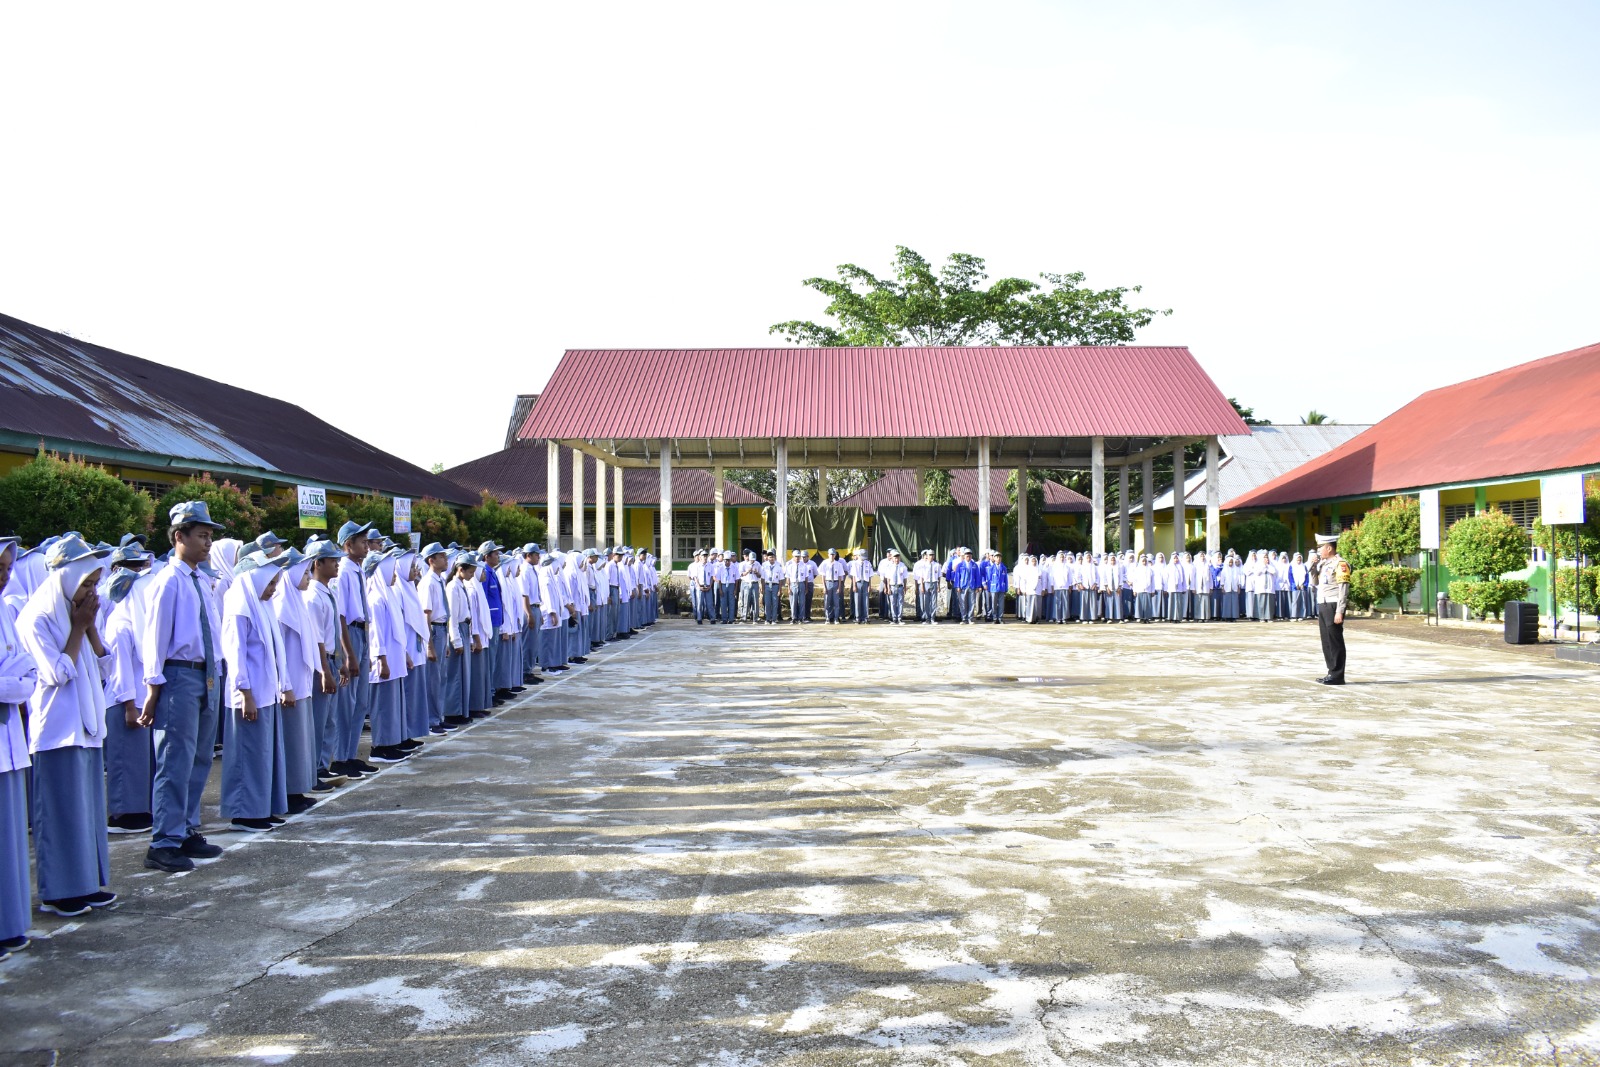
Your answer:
[297,485,328,530]
[393,496,412,535]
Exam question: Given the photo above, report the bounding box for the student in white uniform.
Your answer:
[877,549,908,625]
[846,549,874,624]
[817,548,846,624]
[103,569,153,834]
[270,548,321,814]
[785,550,815,624]
[141,502,229,874]
[758,550,783,624]
[0,537,37,957]
[911,549,939,624]
[220,551,292,833]
[301,540,347,783]
[737,551,761,624]
[363,550,410,762]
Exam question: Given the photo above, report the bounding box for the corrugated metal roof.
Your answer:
[519,347,1248,440]
[1148,425,1371,510]
[0,312,477,505]
[1227,340,1600,509]
[834,469,1090,515]
[444,442,769,507]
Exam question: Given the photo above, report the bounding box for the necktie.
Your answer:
[189,569,216,690]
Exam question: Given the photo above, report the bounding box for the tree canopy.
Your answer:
[770,246,1169,348]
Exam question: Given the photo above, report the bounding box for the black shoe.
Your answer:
[268,815,287,825]
[286,795,318,815]
[494,688,513,700]
[231,817,275,833]
[397,738,423,751]
[108,812,153,834]
[181,834,224,859]
[369,746,408,763]
[1318,677,1346,686]
[40,897,91,917]
[355,760,380,774]
[309,779,338,793]
[83,890,118,908]
[444,715,472,726]
[548,665,569,671]
[0,934,28,954]
[469,709,492,719]
[492,698,507,707]
[145,846,195,873]
[429,725,448,735]
[332,761,365,780]
[526,676,543,684]
[509,686,526,693]
[571,657,588,664]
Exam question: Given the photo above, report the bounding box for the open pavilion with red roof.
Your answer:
[517,346,1246,567]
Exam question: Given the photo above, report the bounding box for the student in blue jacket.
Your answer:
[983,551,1009,624]
[950,548,981,625]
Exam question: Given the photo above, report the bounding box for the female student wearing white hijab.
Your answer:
[103,569,154,834]
[0,537,39,956]
[18,536,117,916]
[393,550,432,744]
[221,552,292,832]
[364,551,410,763]
[272,548,321,812]
[445,552,480,722]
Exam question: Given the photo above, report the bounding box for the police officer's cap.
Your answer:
[1314,533,1340,546]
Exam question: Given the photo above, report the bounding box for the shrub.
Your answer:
[1355,565,1422,613]
[0,450,154,546]
[1224,515,1291,556]
[1442,508,1530,581]
[463,493,547,551]
[153,475,265,552]
[1531,486,1600,561]
[1553,568,1599,617]
[1185,535,1209,556]
[342,494,398,538]
[410,499,472,548]
[1358,497,1422,564]
[1447,579,1530,620]
[1347,568,1379,611]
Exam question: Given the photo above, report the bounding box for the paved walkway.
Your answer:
[3,618,1599,1065]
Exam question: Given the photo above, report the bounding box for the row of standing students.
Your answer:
[0,501,658,961]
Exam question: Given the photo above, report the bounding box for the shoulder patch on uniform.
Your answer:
[1336,561,1350,582]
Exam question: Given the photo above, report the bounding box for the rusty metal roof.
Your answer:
[834,469,1090,515]
[0,312,476,504]
[518,347,1247,463]
[1227,340,1600,509]
[445,442,769,507]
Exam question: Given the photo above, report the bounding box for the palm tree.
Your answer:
[1301,410,1334,425]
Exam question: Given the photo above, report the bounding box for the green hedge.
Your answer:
[0,451,154,546]
[1447,579,1530,620]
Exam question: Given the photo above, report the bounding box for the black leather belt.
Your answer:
[348,620,367,629]
[164,659,206,671]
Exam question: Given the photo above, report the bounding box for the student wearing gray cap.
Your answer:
[330,521,375,780]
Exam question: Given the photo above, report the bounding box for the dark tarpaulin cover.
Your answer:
[761,506,867,554]
[873,506,979,563]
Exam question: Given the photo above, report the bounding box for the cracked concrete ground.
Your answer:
[2,617,1599,1065]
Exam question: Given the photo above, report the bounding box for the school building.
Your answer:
[833,469,1091,551]
[1225,339,1600,606]
[0,311,475,511]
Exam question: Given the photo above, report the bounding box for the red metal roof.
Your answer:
[519,347,1247,440]
[834,469,1090,515]
[1227,340,1600,509]
[444,442,768,507]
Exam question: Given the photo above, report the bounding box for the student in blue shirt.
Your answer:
[983,551,1009,624]
[950,548,981,625]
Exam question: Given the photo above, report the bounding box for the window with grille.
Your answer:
[1319,515,1358,535]
[557,513,596,538]
[653,509,712,563]
[1442,503,1474,529]
[1500,498,1540,529]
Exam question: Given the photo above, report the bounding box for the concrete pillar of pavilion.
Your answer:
[713,465,725,550]
[1091,436,1105,556]
[613,466,624,551]
[816,466,828,506]
[659,440,673,574]
[1116,465,1130,552]
[977,438,992,558]
[775,440,789,563]
[1172,444,1187,555]
[546,441,560,551]
[1015,464,1029,557]
[1142,456,1154,553]
[571,447,585,551]
[1206,437,1222,553]
[594,455,607,548]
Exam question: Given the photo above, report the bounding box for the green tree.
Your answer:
[1223,515,1292,555]
[153,474,265,551]
[1442,508,1530,581]
[1301,410,1334,425]
[1002,470,1048,555]
[1358,497,1421,564]
[260,495,350,549]
[0,450,154,546]
[464,493,548,550]
[1531,477,1600,560]
[1230,398,1271,427]
[922,469,955,506]
[771,246,1170,347]
[410,499,472,547]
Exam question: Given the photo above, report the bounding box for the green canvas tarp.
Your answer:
[761,505,867,554]
[873,506,979,563]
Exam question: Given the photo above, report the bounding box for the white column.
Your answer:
[775,440,789,563]
[1015,465,1029,557]
[1091,435,1106,556]
[977,438,992,558]
[613,465,624,550]
[1117,465,1130,552]
[1206,437,1222,553]
[1171,444,1187,555]
[713,464,726,551]
[816,466,828,506]
[571,447,585,551]
[594,456,607,548]
[546,441,560,550]
[1142,456,1154,554]
[659,441,673,574]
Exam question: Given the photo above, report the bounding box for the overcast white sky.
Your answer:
[3,1,1596,472]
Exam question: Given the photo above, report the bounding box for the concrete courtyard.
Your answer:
[3,616,1600,1065]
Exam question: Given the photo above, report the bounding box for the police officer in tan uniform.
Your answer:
[1313,532,1350,684]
